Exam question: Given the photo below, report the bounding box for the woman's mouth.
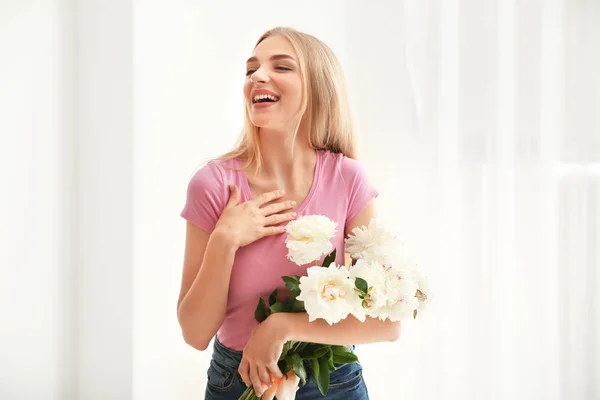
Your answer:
[252,93,280,109]
[252,94,280,104]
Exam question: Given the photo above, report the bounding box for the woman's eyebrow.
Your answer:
[246,54,296,64]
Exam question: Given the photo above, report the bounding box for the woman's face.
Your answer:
[243,35,304,131]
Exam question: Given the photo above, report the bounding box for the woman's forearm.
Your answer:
[270,312,401,346]
[177,228,237,351]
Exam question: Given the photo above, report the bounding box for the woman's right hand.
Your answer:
[213,184,297,249]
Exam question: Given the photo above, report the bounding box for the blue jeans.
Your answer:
[205,336,370,399]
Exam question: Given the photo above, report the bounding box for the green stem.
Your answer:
[239,386,258,400]
[290,340,302,353]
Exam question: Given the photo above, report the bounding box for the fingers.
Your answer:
[260,199,296,216]
[268,363,283,380]
[238,359,250,388]
[249,365,265,396]
[240,360,276,397]
[258,366,272,388]
[261,225,287,237]
[225,184,240,208]
[264,212,296,227]
[252,189,286,207]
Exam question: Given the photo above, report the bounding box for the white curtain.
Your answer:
[345,1,599,399]
[3,1,596,399]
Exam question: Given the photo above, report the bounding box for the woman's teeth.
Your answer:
[253,94,279,103]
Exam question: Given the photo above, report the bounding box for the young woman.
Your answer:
[177,27,401,399]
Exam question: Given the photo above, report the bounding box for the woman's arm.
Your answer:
[268,199,402,346]
[178,186,297,351]
[177,223,238,351]
[269,310,401,346]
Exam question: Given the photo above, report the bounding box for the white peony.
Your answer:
[345,218,398,265]
[350,261,421,322]
[349,259,388,312]
[296,264,364,325]
[369,266,420,322]
[408,267,430,317]
[285,215,338,266]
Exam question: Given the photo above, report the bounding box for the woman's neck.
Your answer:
[251,127,316,181]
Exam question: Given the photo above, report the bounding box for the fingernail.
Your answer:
[279,190,285,195]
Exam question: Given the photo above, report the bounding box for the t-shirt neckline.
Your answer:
[237,150,322,215]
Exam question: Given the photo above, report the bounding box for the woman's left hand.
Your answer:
[238,314,287,396]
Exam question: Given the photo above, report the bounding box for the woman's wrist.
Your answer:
[211,225,240,253]
[267,312,293,343]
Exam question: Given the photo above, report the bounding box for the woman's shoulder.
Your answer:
[181,158,241,232]
[315,149,378,224]
[188,157,240,182]
[184,158,242,205]
[318,149,369,180]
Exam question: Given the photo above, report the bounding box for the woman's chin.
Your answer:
[250,117,275,129]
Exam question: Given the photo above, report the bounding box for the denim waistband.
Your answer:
[212,335,244,370]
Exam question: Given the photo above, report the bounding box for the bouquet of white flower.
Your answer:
[238,215,429,400]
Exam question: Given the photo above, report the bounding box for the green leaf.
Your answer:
[269,302,287,313]
[317,356,331,395]
[269,289,278,307]
[332,351,359,364]
[321,249,337,268]
[327,348,336,371]
[355,277,368,294]
[287,353,307,384]
[291,299,305,312]
[287,292,297,307]
[310,358,319,385]
[301,346,330,360]
[278,359,291,376]
[330,345,350,355]
[254,298,269,323]
[280,341,294,360]
[294,342,308,353]
[328,358,336,371]
[282,276,301,293]
[413,309,418,319]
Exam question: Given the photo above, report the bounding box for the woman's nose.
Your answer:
[251,67,269,84]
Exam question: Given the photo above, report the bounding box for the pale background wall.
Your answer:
[1,1,598,399]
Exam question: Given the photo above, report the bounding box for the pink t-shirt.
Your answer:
[180,150,378,351]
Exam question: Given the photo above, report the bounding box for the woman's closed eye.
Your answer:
[245,65,293,76]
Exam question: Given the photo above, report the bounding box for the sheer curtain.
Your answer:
[344,1,599,399]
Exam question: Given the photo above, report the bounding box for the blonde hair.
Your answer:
[217,27,358,171]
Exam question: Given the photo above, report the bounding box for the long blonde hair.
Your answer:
[217,27,358,171]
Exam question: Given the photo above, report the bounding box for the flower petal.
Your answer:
[262,381,278,400]
[275,371,300,400]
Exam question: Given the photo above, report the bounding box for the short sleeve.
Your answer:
[180,161,228,233]
[339,156,379,225]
